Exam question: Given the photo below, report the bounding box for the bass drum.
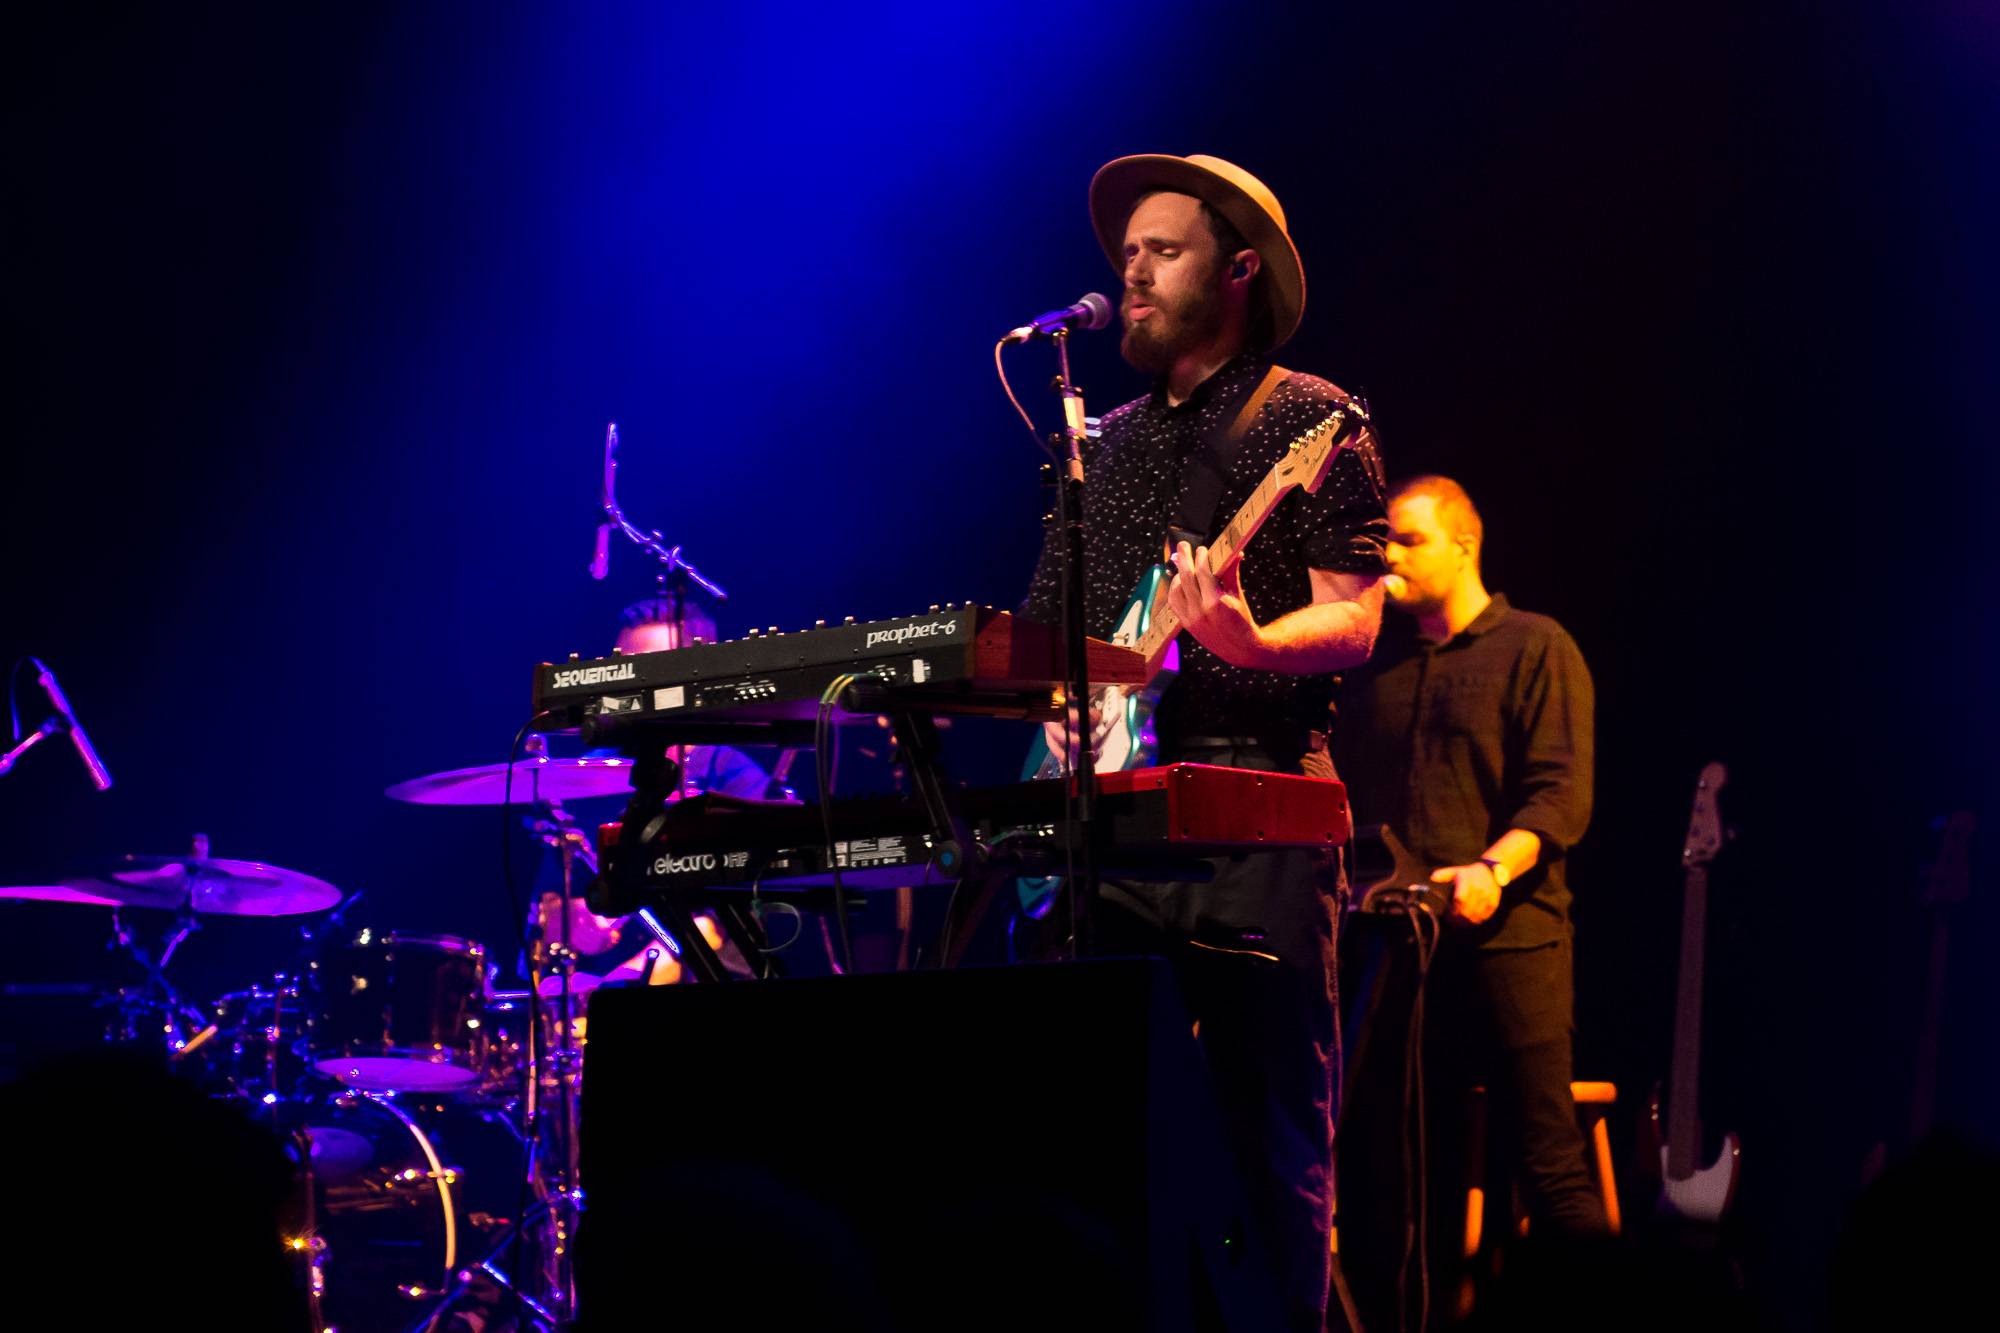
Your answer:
[283,1092,533,1332]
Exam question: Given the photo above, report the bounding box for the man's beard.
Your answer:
[1120,276,1227,375]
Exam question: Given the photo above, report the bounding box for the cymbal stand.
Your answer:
[103,905,215,1065]
[414,1199,564,1333]
[517,793,592,1321]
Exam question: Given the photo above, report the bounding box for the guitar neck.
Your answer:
[1134,469,1299,663]
[1666,863,1709,1177]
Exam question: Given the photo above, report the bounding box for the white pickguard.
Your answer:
[1658,1133,1741,1224]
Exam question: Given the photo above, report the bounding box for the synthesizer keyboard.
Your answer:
[534,605,1146,729]
[591,763,1352,907]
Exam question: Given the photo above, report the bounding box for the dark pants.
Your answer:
[1339,930,1607,1329]
[1086,739,1343,1333]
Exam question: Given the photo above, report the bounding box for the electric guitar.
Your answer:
[1020,402,1370,781]
[1649,761,1742,1223]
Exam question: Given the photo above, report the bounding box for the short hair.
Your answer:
[1131,189,1274,351]
[1388,474,1485,553]
[620,593,719,636]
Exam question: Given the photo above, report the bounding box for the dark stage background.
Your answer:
[4,3,1994,1324]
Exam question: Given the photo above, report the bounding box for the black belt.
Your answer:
[1172,733,1303,749]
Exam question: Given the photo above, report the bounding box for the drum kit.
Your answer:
[1,751,659,1333]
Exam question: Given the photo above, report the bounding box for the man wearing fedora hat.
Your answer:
[1021,154,1389,1329]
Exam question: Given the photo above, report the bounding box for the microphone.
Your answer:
[592,421,620,579]
[590,523,611,580]
[33,661,112,792]
[1381,573,1409,600]
[1003,292,1114,344]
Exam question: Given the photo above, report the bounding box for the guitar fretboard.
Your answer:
[1134,411,1354,665]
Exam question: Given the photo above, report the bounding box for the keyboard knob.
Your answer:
[814,619,826,628]
[928,604,941,613]
[843,616,856,625]
[568,653,580,661]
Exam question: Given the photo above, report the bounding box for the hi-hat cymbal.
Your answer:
[61,856,343,917]
[386,755,635,806]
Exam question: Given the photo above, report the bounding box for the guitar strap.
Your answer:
[1167,363,1291,552]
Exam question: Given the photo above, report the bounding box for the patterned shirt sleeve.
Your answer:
[1265,377,1389,576]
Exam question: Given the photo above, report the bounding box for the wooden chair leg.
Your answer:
[1591,1112,1622,1235]
[1569,1080,1622,1237]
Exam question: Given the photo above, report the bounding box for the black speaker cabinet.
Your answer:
[574,958,1281,1331]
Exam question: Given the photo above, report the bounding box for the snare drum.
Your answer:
[311,932,490,1091]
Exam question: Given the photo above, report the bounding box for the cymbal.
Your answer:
[0,884,131,908]
[386,755,635,806]
[487,972,607,1002]
[61,856,343,917]
[536,971,604,999]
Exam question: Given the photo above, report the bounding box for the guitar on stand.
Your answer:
[1647,761,1742,1224]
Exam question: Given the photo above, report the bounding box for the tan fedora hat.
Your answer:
[1088,153,1305,349]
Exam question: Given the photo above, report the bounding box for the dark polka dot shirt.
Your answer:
[1021,353,1389,748]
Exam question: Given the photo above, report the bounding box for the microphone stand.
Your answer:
[1049,330,1098,956]
[0,715,62,780]
[594,421,728,601]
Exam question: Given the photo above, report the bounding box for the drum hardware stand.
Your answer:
[590,421,728,605]
[515,793,593,1324]
[591,419,730,792]
[103,899,215,1064]
[416,1197,567,1333]
[281,1122,331,1333]
[603,747,737,985]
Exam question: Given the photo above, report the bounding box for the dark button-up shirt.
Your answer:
[1020,354,1388,746]
[1333,594,1594,948]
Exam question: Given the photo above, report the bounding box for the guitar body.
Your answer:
[1657,1133,1742,1225]
[1645,1082,1742,1225]
[1016,567,1176,918]
[1020,564,1178,782]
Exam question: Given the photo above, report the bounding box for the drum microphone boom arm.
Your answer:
[589,421,727,602]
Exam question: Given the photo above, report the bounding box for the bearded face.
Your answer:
[1120,261,1228,375]
[1117,191,1233,376]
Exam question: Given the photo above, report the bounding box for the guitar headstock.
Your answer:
[1273,405,1367,495]
[1681,761,1729,868]
[1922,811,1975,908]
